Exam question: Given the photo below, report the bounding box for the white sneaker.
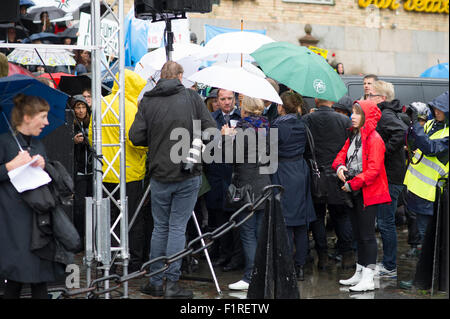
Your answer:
[374,263,397,278]
[228,291,247,299]
[228,280,249,291]
[339,263,363,286]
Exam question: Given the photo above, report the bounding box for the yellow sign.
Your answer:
[358,0,449,13]
[308,46,328,59]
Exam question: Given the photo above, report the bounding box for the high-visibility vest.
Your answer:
[404,120,449,202]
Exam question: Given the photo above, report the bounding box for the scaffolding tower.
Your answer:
[85,0,128,299]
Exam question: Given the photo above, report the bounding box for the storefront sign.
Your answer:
[358,0,449,13]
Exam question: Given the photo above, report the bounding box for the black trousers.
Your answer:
[73,174,93,242]
[208,208,244,264]
[349,193,378,267]
[104,180,146,267]
[311,203,353,254]
[3,280,47,299]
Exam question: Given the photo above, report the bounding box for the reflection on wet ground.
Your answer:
[72,225,447,300]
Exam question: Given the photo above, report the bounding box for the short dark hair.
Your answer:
[363,74,378,81]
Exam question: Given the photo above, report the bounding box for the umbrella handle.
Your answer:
[1,111,24,152]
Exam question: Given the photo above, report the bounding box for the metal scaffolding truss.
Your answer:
[85,0,128,299]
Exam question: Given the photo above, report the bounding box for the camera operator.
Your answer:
[332,100,391,292]
[129,61,216,298]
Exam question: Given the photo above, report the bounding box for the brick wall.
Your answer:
[123,0,449,76]
[124,0,448,32]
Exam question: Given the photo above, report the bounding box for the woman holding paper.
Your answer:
[0,94,63,299]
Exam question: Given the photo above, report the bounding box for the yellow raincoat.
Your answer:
[89,69,148,183]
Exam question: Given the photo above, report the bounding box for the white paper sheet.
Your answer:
[7,156,52,193]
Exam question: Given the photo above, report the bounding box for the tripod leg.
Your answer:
[191,211,222,296]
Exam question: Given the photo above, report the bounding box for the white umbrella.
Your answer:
[26,5,73,23]
[7,48,76,66]
[214,61,266,78]
[205,31,275,56]
[188,64,281,104]
[135,43,213,72]
[135,55,203,89]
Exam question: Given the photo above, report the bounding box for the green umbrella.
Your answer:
[251,42,347,102]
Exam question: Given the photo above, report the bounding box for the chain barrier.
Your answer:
[54,185,281,299]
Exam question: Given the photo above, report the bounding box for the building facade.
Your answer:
[125,0,449,77]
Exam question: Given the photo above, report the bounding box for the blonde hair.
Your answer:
[241,96,264,116]
[372,80,395,102]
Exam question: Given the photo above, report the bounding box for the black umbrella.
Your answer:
[78,3,108,16]
[0,23,29,41]
[57,27,79,43]
[59,73,111,97]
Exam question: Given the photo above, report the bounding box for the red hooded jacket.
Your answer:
[332,100,391,207]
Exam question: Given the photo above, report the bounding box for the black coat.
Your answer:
[0,132,64,283]
[74,121,93,175]
[270,114,316,226]
[303,106,352,205]
[376,99,408,185]
[230,116,271,202]
[129,78,216,183]
[204,109,241,211]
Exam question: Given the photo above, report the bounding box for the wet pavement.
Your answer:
[69,224,448,300]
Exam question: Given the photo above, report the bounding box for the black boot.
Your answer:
[295,265,305,281]
[317,251,329,270]
[141,282,164,297]
[165,280,193,299]
[341,251,356,270]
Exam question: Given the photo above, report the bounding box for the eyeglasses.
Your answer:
[367,94,382,98]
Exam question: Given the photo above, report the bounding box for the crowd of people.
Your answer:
[0,4,91,75]
[0,41,448,299]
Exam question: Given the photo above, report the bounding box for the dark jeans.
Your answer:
[376,183,403,271]
[104,180,146,267]
[349,193,378,267]
[310,203,353,254]
[73,174,93,241]
[149,176,201,286]
[416,214,433,243]
[238,209,264,283]
[286,225,308,266]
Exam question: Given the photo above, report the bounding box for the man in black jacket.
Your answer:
[303,98,354,270]
[129,61,216,298]
[206,89,244,272]
[368,80,408,278]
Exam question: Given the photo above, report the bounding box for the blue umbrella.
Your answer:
[0,74,69,139]
[20,0,35,8]
[22,32,60,44]
[420,62,449,79]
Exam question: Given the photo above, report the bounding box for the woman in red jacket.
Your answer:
[332,100,391,292]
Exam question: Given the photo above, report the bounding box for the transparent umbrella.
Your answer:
[7,48,76,66]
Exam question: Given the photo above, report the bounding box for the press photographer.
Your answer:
[129,61,216,298]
